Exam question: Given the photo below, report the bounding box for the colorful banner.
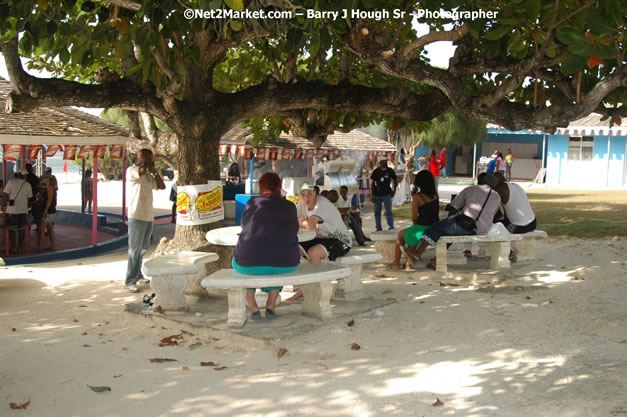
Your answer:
[28,145,42,160]
[238,145,245,157]
[110,144,123,159]
[244,146,254,160]
[94,145,106,159]
[230,144,238,156]
[77,145,93,159]
[219,144,227,156]
[304,149,315,159]
[292,149,303,160]
[44,145,62,158]
[255,147,266,160]
[315,149,326,159]
[280,149,292,160]
[63,145,78,160]
[3,144,22,161]
[176,181,224,226]
[268,148,278,161]
[368,152,374,162]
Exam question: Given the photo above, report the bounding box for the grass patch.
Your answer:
[392,189,627,238]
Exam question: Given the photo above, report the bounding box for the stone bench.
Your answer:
[511,230,548,261]
[201,263,352,328]
[333,248,383,300]
[142,251,219,311]
[436,234,523,272]
[369,229,398,263]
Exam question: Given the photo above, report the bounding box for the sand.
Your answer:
[1,235,626,417]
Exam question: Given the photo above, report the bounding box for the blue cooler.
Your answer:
[235,194,258,225]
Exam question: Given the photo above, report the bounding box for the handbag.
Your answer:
[454,189,493,232]
[455,214,477,231]
[8,181,26,207]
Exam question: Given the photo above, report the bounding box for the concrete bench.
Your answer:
[333,248,383,300]
[369,229,398,263]
[436,234,523,272]
[201,263,352,328]
[511,230,548,261]
[142,251,219,311]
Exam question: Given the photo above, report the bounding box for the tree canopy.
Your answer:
[1,0,625,247]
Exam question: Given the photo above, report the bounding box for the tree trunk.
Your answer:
[156,119,228,260]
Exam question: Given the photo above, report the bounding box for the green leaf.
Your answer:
[285,28,303,53]
[309,34,321,57]
[59,48,70,64]
[189,343,202,350]
[484,25,511,41]
[568,40,593,57]
[560,54,586,75]
[555,25,586,45]
[587,10,615,37]
[87,385,111,393]
[594,43,617,60]
[224,0,244,11]
[523,0,541,20]
[604,0,623,26]
[230,20,242,31]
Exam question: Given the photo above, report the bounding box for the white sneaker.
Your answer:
[125,284,139,293]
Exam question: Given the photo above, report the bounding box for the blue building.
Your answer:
[481,113,626,187]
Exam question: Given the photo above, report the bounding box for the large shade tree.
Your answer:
[1,0,625,250]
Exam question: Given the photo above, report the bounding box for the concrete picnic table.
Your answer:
[205,225,315,246]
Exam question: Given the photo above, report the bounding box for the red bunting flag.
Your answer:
[3,144,22,161]
[110,144,123,159]
[28,145,43,160]
[44,145,62,158]
[77,145,93,159]
[63,145,78,160]
[94,145,106,159]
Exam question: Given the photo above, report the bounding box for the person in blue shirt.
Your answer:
[486,158,496,174]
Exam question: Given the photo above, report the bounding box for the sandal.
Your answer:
[399,246,417,268]
[250,311,261,320]
[425,259,437,270]
[265,308,277,319]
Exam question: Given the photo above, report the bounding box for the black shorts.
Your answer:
[300,237,350,261]
[8,213,28,227]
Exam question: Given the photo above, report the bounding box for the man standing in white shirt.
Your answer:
[125,149,165,292]
[2,168,33,253]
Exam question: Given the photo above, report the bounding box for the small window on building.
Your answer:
[568,136,594,161]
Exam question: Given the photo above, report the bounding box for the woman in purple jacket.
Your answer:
[233,172,300,319]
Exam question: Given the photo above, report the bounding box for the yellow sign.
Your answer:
[177,192,191,213]
[195,187,223,213]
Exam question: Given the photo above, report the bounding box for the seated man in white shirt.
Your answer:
[286,183,352,301]
[327,188,366,246]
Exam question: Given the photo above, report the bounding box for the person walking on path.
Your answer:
[125,149,166,293]
[427,149,442,192]
[505,149,515,180]
[370,156,397,231]
[439,148,448,178]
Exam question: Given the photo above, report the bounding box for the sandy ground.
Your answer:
[1,182,626,416]
[1,237,626,416]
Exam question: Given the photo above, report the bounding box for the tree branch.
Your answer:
[400,24,469,62]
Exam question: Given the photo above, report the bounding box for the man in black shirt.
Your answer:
[370,157,397,231]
